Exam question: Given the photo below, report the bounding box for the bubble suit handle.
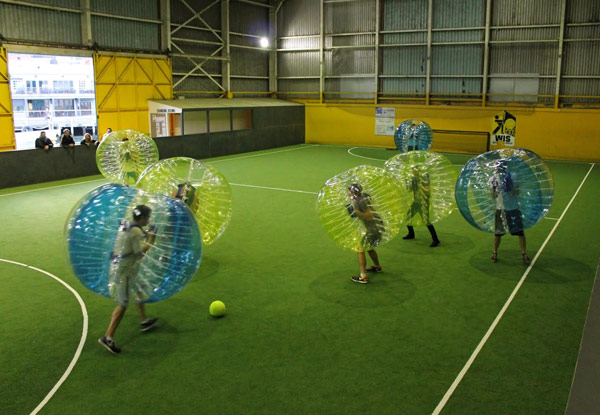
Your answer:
[455,148,554,234]
[66,184,202,303]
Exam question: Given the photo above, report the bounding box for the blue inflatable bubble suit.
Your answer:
[66,183,202,303]
[455,148,554,234]
[394,120,433,153]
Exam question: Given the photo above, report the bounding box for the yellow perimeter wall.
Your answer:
[94,54,172,136]
[305,103,600,162]
[0,48,15,151]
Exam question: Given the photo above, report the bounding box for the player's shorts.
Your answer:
[109,258,143,308]
[495,209,524,236]
[361,228,383,249]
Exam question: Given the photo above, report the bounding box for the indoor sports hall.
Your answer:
[0,1,599,415]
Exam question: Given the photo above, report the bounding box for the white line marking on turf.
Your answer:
[544,217,559,221]
[346,146,465,166]
[431,163,595,415]
[208,144,319,163]
[347,147,386,161]
[0,259,89,415]
[0,178,106,198]
[230,182,318,195]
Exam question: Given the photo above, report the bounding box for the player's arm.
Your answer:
[352,201,374,220]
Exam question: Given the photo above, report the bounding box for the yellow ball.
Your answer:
[209,300,226,317]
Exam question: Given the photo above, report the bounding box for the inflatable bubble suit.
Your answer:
[316,165,410,252]
[455,148,554,234]
[394,119,433,153]
[136,157,233,245]
[385,150,457,227]
[66,183,202,303]
[96,130,159,186]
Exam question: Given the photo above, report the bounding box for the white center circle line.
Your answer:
[0,259,88,415]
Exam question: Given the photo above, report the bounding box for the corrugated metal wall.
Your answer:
[0,0,162,51]
[277,0,320,98]
[0,0,598,105]
[274,0,599,106]
[0,3,82,45]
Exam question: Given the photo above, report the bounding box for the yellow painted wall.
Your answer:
[0,48,15,151]
[305,103,600,162]
[94,54,172,137]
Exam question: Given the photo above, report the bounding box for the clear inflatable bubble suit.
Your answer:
[394,119,433,153]
[316,165,410,252]
[455,148,554,234]
[66,183,202,303]
[385,150,457,227]
[136,157,233,245]
[96,130,159,185]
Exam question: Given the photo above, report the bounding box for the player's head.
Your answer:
[132,205,152,223]
[348,183,362,196]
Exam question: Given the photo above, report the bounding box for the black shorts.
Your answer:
[495,209,524,236]
[362,228,383,249]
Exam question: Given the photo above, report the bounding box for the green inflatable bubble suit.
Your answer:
[136,157,233,245]
[316,165,410,252]
[96,130,159,186]
[385,150,457,227]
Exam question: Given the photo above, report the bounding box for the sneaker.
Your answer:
[140,318,159,332]
[98,336,121,354]
[351,275,369,284]
[402,234,415,240]
[491,252,498,263]
[430,239,440,247]
[522,254,531,264]
[366,266,382,273]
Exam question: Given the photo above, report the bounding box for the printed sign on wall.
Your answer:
[375,107,396,136]
[491,111,516,146]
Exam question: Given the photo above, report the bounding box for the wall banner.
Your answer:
[375,107,396,136]
[491,110,516,146]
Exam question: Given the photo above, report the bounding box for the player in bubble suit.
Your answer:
[489,160,531,265]
[98,205,159,354]
[347,183,384,284]
[402,165,440,247]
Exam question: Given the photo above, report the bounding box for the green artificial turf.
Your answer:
[0,144,598,414]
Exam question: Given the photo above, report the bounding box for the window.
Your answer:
[12,99,25,112]
[208,110,231,133]
[27,99,48,118]
[232,110,252,131]
[182,111,207,134]
[26,80,37,94]
[80,99,94,116]
[53,80,74,94]
[54,99,75,117]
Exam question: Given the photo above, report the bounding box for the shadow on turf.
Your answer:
[189,256,220,283]
[308,271,416,308]
[469,250,592,284]
[95,298,219,359]
[388,230,475,256]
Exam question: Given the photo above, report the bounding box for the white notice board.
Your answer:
[375,107,396,136]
